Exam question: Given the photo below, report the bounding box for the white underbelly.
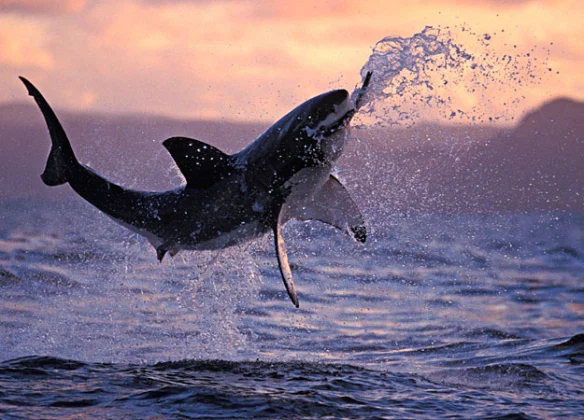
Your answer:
[104,166,331,254]
[189,220,263,251]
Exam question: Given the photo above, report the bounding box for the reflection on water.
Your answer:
[0,200,582,418]
[1,200,582,362]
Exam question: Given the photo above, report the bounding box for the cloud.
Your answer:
[0,0,582,124]
[0,0,87,15]
[449,0,562,5]
[0,15,54,69]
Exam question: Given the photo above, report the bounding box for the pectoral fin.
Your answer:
[297,174,367,243]
[274,207,299,308]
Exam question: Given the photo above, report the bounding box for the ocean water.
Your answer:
[0,199,582,418]
[1,25,580,420]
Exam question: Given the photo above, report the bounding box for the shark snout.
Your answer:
[307,89,354,133]
[318,89,350,115]
[326,89,350,105]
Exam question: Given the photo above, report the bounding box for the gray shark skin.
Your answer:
[20,73,371,308]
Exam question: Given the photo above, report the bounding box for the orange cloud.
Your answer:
[0,0,86,14]
[0,0,581,124]
[0,15,53,69]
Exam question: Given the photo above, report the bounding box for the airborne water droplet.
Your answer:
[351,25,550,129]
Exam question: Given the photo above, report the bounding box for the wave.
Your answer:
[1,330,583,419]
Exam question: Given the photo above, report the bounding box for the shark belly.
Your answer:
[103,194,267,254]
[188,220,264,251]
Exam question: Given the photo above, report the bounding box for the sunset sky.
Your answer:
[0,0,582,123]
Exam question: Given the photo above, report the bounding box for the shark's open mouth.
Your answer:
[318,109,355,135]
[318,71,372,135]
[305,96,355,138]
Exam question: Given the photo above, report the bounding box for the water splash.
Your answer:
[353,26,552,127]
[170,246,262,359]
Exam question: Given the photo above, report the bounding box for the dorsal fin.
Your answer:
[163,137,233,189]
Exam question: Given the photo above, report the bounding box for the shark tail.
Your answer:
[19,77,79,186]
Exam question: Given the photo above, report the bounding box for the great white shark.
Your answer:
[20,73,371,308]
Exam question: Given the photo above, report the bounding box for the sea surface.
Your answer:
[0,199,582,419]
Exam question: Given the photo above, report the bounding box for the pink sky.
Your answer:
[0,0,582,123]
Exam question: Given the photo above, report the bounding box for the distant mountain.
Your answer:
[1,98,582,212]
[459,97,584,212]
[0,103,265,198]
[342,97,584,213]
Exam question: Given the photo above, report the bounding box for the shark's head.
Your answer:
[300,89,354,138]
[290,71,372,146]
[264,89,356,164]
[236,87,360,178]
[290,89,355,164]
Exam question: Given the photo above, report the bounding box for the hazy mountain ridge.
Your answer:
[342,97,584,213]
[1,98,582,212]
[0,103,266,195]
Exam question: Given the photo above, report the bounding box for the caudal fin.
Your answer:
[19,77,78,186]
